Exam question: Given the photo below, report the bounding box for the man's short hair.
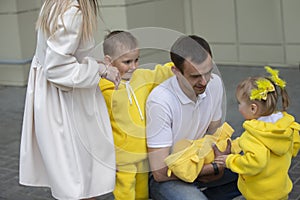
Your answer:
[170,35,211,73]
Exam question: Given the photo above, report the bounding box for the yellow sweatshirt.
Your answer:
[99,63,173,168]
[226,112,300,200]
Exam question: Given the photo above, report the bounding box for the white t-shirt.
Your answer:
[146,74,223,148]
[258,112,283,123]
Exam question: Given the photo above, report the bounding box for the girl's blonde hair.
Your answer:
[36,0,99,41]
[236,76,290,116]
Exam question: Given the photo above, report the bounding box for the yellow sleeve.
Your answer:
[291,122,300,157]
[231,137,242,154]
[98,79,114,116]
[226,133,269,176]
[154,62,174,83]
[142,62,174,84]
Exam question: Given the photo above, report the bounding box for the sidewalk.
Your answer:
[0,65,299,200]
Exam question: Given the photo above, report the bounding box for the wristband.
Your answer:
[211,162,219,175]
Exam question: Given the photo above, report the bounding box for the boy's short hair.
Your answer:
[170,35,210,73]
[103,30,138,59]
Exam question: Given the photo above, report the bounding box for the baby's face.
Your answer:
[111,49,139,80]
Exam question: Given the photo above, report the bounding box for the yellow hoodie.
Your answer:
[226,112,300,200]
[99,62,174,168]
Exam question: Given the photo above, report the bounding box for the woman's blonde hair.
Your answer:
[36,0,99,41]
[236,76,290,116]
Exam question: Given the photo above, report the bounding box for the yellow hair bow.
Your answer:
[250,79,275,101]
[265,66,286,89]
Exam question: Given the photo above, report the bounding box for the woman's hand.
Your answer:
[99,63,121,89]
[104,66,121,89]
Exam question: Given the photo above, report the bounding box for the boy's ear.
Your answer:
[104,55,112,65]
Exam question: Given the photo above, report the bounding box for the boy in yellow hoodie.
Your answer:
[99,30,174,200]
[215,66,300,200]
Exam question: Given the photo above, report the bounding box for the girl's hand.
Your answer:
[214,155,228,166]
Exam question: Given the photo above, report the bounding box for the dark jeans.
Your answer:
[149,169,241,200]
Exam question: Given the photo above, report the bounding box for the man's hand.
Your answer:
[214,155,227,167]
[197,164,224,183]
[212,139,231,157]
[213,140,231,167]
[196,161,225,183]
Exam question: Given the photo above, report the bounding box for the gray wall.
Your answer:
[0,0,299,86]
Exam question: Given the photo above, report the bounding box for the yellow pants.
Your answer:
[113,159,149,200]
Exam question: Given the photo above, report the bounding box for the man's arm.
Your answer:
[206,74,224,135]
[196,163,224,183]
[196,139,232,182]
[148,147,225,183]
[148,147,178,182]
[206,119,221,134]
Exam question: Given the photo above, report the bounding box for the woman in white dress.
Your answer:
[19,0,120,199]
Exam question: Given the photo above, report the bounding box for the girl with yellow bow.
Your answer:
[215,66,300,200]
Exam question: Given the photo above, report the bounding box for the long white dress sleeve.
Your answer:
[19,2,116,199]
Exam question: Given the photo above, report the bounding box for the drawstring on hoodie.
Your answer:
[122,81,144,121]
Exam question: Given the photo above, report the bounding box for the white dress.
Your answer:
[19,2,116,199]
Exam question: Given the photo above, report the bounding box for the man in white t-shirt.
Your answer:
[146,35,241,200]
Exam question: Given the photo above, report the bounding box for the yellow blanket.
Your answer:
[164,122,241,182]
